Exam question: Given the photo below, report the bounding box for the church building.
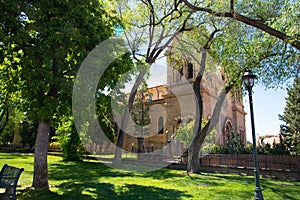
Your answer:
[122,55,247,155]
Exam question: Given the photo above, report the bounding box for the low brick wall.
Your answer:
[199,165,300,181]
[200,154,300,170]
[199,154,300,181]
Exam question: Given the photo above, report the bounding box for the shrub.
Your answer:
[52,120,84,161]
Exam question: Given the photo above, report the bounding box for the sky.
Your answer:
[243,84,287,142]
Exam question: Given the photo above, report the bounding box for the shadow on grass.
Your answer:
[262,184,298,200]
[142,168,188,180]
[19,182,191,200]
[62,182,190,200]
[49,160,188,182]
[17,160,191,200]
[18,158,300,200]
[48,160,136,182]
[260,178,300,200]
[0,153,33,160]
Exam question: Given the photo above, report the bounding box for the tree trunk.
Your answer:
[137,137,144,160]
[32,120,50,189]
[113,129,125,165]
[187,49,205,173]
[187,138,201,173]
[0,105,9,134]
[187,86,233,173]
[185,30,226,173]
[113,69,147,165]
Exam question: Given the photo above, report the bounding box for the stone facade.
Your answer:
[122,57,247,153]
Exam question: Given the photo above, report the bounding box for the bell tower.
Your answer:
[165,51,247,146]
[167,58,197,86]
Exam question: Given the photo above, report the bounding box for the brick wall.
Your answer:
[199,154,300,181]
[200,154,300,170]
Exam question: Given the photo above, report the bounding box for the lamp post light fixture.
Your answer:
[242,69,264,200]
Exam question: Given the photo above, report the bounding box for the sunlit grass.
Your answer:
[94,152,138,159]
[0,153,299,200]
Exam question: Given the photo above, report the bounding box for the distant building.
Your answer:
[257,135,280,147]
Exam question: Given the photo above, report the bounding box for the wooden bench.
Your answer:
[0,164,24,200]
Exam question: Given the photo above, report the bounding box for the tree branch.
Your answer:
[203,29,221,49]
[182,0,300,50]
[230,0,234,13]
[233,13,300,50]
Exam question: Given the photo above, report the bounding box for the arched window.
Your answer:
[223,120,233,145]
[158,117,164,134]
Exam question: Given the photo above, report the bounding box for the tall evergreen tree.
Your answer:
[130,81,151,156]
[279,71,300,155]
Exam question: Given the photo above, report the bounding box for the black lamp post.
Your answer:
[242,69,264,200]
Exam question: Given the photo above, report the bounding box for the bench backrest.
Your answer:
[0,164,24,190]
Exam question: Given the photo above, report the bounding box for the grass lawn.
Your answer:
[94,152,137,159]
[0,153,299,200]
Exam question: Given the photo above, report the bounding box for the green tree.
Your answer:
[113,0,193,164]
[227,132,245,154]
[0,0,24,136]
[0,107,24,146]
[176,120,195,144]
[279,73,300,155]
[131,81,152,153]
[19,120,37,149]
[53,118,84,161]
[174,27,225,173]
[131,81,151,135]
[0,106,17,144]
[172,0,299,173]
[15,0,120,189]
[175,119,217,154]
[270,136,289,155]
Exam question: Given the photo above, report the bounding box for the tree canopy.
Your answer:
[1,0,133,189]
[182,0,300,51]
